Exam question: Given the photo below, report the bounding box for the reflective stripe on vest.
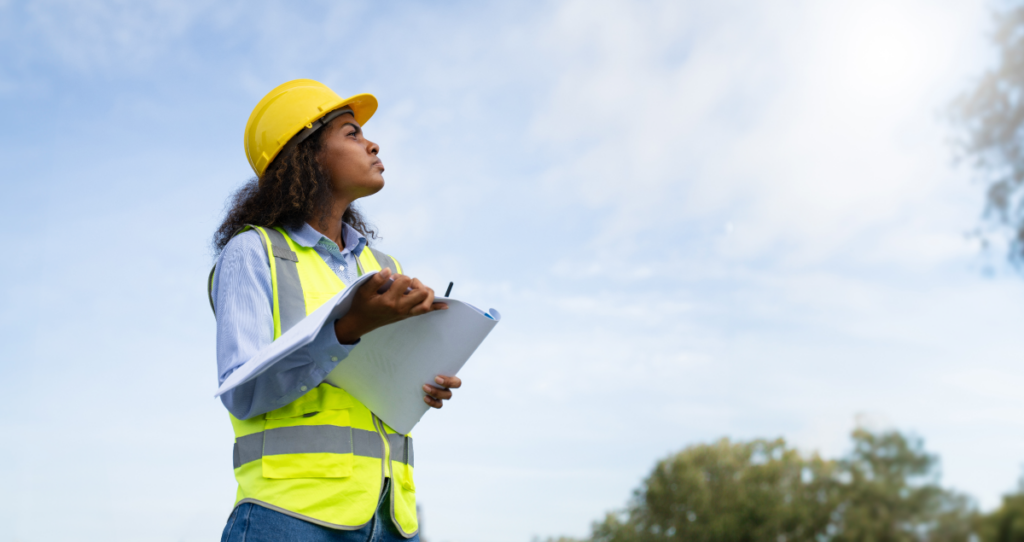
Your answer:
[233,427,415,469]
[254,226,306,334]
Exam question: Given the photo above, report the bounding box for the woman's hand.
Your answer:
[423,375,462,409]
[333,268,448,344]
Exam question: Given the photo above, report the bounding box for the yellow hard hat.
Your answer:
[244,79,378,177]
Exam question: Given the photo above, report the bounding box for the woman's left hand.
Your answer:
[422,375,462,409]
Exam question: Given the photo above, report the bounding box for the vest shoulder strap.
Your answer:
[258,226,306,335]
[207,225,307,337]
[367,246,402,274]
[209,230,401,332]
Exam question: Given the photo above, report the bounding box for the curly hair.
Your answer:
[213,127,378,254]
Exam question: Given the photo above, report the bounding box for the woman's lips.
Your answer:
[372,159,384,171]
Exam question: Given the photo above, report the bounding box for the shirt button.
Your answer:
[338,264,345,271]
[300,385,308,392]
[331,356,338,362]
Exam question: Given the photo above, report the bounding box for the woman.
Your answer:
[210,79,459,541]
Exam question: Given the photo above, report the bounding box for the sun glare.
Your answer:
[838,3,945,103]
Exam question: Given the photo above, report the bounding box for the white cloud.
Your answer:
[523,0,989,269]
[12,0,219,72]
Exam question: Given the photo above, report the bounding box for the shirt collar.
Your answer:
[285,222,367,257]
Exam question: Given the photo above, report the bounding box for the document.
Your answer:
[215,271,500,434]
[324,296,499,434]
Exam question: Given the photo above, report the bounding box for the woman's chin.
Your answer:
[362,178,385,196]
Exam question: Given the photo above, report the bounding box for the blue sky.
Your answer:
[2,1,1023,541]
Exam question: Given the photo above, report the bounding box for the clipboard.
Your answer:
[215,271,500,433]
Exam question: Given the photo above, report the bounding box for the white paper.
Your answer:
[324,300,500,434]
[215,272,500,434]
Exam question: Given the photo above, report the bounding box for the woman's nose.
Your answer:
[367,139,379,155]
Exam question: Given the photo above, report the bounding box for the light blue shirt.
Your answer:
[212,222,369,420]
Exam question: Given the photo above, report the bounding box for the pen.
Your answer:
[445,282,453,297]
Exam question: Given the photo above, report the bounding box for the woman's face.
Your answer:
[319,112,385,202]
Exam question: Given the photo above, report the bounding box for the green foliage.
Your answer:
[830,429,977,542]
[556,429,978,542]
[977,481,1024,542]
[591,438,840,542]
[952,5,1024,263]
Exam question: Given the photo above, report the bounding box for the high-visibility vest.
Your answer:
[212,225,418,536]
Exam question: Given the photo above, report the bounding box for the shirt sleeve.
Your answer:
[212,230,356,420]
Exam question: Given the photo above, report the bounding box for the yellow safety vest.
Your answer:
[212,225,418,536]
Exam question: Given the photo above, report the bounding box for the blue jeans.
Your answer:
[221,479,418,542]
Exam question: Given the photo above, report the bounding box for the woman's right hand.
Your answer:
[333,267,448,344]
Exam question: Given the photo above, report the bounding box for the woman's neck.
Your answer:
[309,200,351,249]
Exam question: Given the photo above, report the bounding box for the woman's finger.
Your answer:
[409,287,436,316]
[422,383,453,400]
[398,288,430,314]
[363,268,392,294]
[423,395,443,409]
[434,375,462,389]
[384,275,414,303]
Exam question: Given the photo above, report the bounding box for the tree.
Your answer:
[593,436,839,540]
[551,429,976,542]
[831,429,975,542]
[952,4,1024,263]
[587,438,840,542]
[977,480,1024,542]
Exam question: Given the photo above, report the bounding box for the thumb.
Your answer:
[364,268,391,290]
